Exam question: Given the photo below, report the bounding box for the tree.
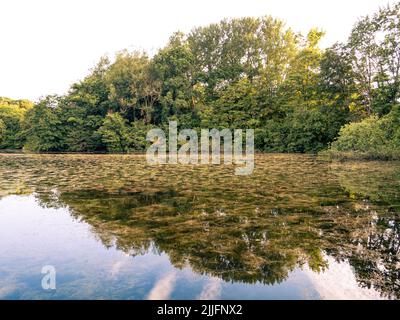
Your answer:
[188,16,297,100]
[319,44,355,105]
[68,56,112,118]
[4,5,399,156]
[205,78,259,129]
[257,29,341,153]
[373,3,400,115]
[59,57,113,152]
[23,96,64,152]
[153,32,201,127]
[97,112,131,152]
[0,119,5,146]
[280,29,325,109]
[0,97,33,149]
[105,51,160,123]
[344,2,400,116]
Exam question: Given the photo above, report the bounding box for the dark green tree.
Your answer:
[97,112,131,152]
[23,96,64,152]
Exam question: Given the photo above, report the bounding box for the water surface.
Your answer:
[0,154,399,299]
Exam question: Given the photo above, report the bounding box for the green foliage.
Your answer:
[0,97,33,149]
[206,78,259,129]
[23,96,64,152]
[188,16,297,99]
[153,32,198,126]
[332,116,386,152]
[336,2,400,117]
[97,112,131,153]
[105,51,160,123]
[2,4,399,157]
[258,104,345,153]
[0,119,5,146]
[281,29,325,109]
[129,120,154,151]
[63,113,104,152]
[327,106,400,159]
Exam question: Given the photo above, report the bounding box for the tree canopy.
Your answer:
[1,3,399,157]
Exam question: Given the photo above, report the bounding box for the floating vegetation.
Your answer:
[0,153,399,298]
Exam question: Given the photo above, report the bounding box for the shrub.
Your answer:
[326,106,400,160]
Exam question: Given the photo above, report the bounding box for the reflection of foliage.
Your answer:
[0,154,399,298]
[41,189,329,285]
[329,161,400,206]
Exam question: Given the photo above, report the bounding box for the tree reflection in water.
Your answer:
[0,154,399,299]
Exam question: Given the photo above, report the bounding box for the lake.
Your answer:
[0,153,399,300]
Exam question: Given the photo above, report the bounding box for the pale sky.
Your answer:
[0,0,396,101]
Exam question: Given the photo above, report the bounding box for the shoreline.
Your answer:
[1,149,400,162]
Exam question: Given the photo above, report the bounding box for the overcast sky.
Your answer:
[0,0,396,101]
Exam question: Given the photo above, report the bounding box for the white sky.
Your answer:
[0,0,396,101]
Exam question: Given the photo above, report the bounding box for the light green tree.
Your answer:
[0,119,5,146]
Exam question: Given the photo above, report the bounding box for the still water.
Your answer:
[0,154,399,300]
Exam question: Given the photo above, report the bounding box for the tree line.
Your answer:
[1,3,399,157]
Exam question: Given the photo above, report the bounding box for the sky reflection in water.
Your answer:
[0,154,398,300]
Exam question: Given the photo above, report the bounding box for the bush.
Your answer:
[331,116,386,152]
[326,106,400,160]
[257,106,344,153]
